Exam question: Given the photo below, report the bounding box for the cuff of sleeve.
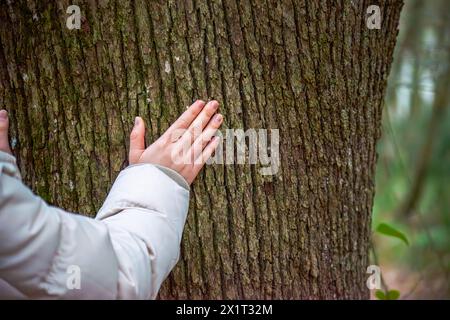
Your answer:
[0,150,21,180]
[95,164,190,238]
[127,163,190,191]
[154,164,189,191]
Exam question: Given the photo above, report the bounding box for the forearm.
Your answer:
[96,163,190,299]
[0,151,189,299]
[0,152,120,298]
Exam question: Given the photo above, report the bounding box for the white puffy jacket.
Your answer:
[0,150,189,299]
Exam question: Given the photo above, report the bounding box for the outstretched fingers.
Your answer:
[190,113,223,162]
[191,136,221,179]
[165,100,206,141]
[177,100,219,153]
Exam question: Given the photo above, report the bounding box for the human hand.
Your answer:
[128,100,223,185]
[0,110,12,155]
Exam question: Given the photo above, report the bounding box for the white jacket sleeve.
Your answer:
[95,163,190,299]
[0,150,189,299]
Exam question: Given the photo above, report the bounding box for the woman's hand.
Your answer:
[128,100,223,185]
[0,102,224,186]
[0,110,12,155]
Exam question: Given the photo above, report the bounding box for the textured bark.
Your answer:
[0,0,402,299]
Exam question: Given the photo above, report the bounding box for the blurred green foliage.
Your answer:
[372,0,450,299]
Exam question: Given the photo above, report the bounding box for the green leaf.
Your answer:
[375,290,386,300]
[386,290,400,300]
[375,289,400,300]
[376,223,409,245]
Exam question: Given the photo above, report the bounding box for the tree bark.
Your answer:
[0,0,402,299]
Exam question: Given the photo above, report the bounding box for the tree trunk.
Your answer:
[0,0,402,299]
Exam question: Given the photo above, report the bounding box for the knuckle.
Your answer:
[130,130,138,141]
[179,117,190,128]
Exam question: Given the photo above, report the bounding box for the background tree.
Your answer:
[0,0,403,299]
[373,0,449,298]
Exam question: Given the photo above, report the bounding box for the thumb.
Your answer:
[129,116,146,164]
[0,110,12,155]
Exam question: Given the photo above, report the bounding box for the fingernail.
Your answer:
[206,100,219,110]
[134,117,140,126]
[215,114,223,123]
[0,110,7,120]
